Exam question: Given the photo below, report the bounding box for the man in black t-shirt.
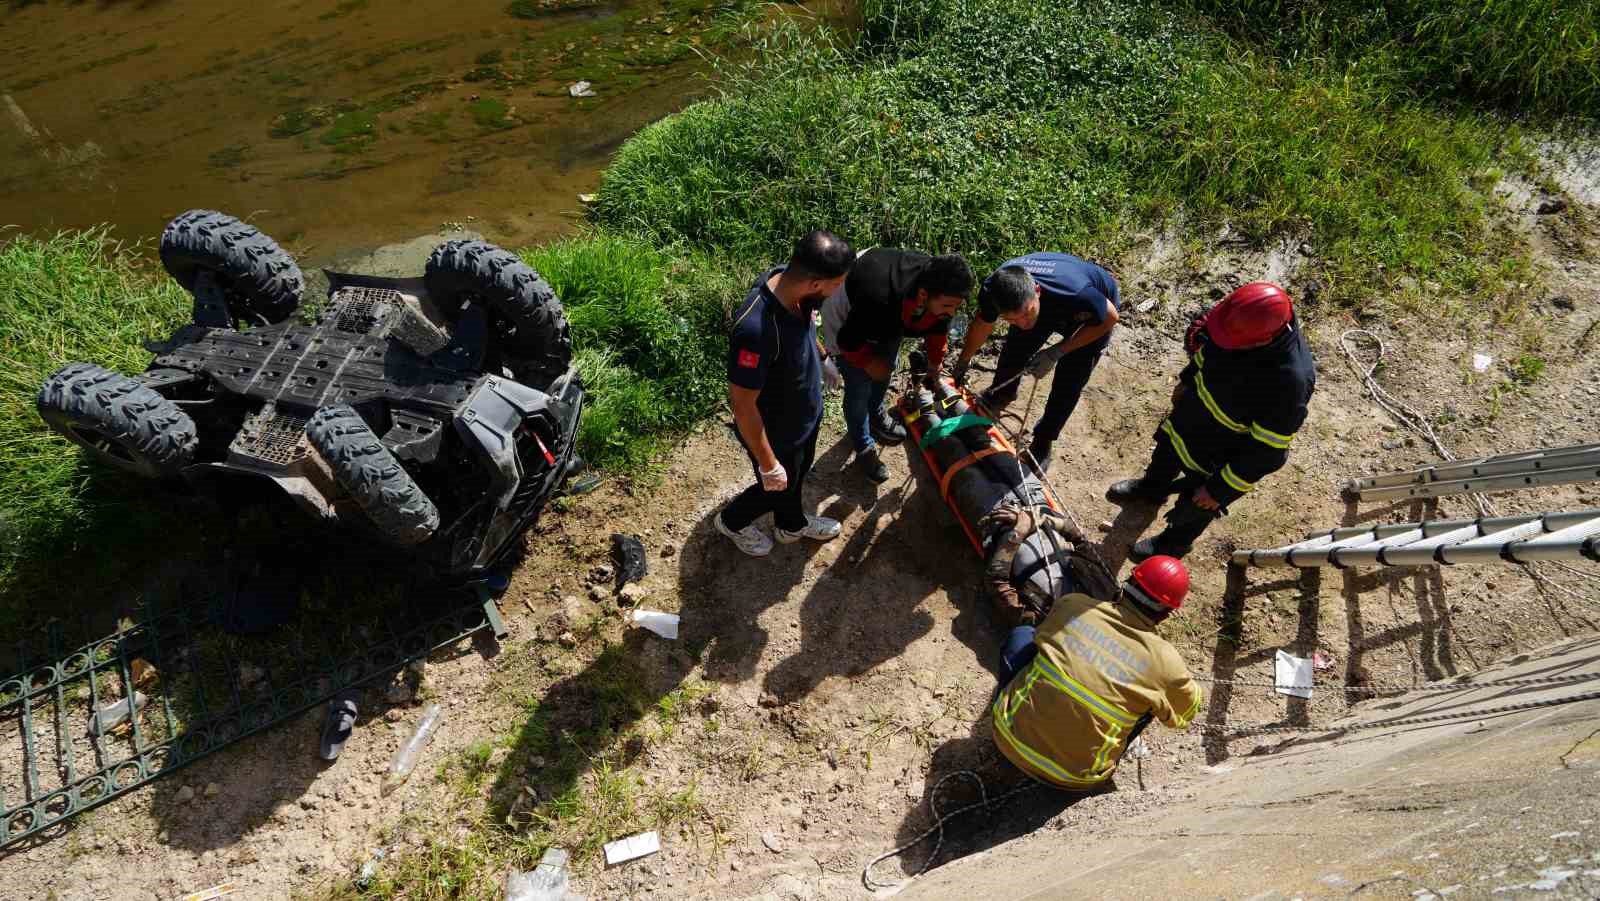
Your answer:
[718,230,856,557]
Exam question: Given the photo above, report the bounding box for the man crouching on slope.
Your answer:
[991,556,1202,789]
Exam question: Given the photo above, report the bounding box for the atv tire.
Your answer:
[423,239,572,384]
[160,209,304,325]
[305,405,439,547]
[37,362,198,479]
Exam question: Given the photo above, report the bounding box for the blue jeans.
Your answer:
[838,354,894,454]
[999,625,1038,685]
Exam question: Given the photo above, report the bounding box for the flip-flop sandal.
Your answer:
[319,692,360,761]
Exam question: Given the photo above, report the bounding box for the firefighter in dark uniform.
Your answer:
[1107,282,1316,560]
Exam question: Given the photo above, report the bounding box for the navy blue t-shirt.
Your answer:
[979,252,1120,332]
[727,267,823,450]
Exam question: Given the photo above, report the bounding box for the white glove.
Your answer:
[759,461,788,492]
[822,355,842,392]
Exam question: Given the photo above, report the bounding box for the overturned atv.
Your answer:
[37,209,584,576]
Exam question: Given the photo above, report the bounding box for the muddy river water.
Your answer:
[0,0,741,258]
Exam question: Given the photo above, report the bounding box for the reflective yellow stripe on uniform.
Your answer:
[1193,371,1248,433]
[1091,722,1122,776]
[991,674,1105,787]
[1174,688,1204,729]
[1220,464,1255,494]
[1160,418,1210,475]
[1250,422,1294,449]
[1032,655,1139,728]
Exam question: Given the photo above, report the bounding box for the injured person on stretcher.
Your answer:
[897,357,1203,790]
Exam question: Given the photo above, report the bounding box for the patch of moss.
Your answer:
[319,110,379,153]
[468,97,515,130]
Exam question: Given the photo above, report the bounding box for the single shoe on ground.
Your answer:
[870,409,907,446]
[858,446,890,483]
[1029,438,1053,474]
[776,515,842,543]
[1106,477,1178,504]
[716,513,774,557]
[319,691,360,761]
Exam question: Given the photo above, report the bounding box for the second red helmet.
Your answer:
[1129,555,1190,610]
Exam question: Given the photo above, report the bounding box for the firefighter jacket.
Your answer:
[992,593,1202,788]
[1165,314,1316,506]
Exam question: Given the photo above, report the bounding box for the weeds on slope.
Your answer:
[1176,0,1600,117]
[523,234,753,471]
[0,230,191,631]
[597,0,1531,306]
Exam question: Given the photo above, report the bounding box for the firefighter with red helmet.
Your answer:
[992,556,1202,789]
[1107,282,1317,560]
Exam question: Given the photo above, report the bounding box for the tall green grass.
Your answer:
[0,230,190,626]
[1176,0,1600,116]
[524,234,751,470]
[597,0,1530,303]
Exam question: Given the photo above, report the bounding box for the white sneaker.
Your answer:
[775,515,841,544]
[716,513,773,557]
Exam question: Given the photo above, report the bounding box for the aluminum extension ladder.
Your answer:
[1235,509,1600,568]
[1344,442,1600,502]
[1236,442,1600,569]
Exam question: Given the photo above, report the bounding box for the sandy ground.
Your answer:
[8,178,1600,899]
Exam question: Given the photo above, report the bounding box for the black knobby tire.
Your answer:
[37,362,198,479]
[160,209,305,325]
[305,405,440,547]
[423,239,572,383]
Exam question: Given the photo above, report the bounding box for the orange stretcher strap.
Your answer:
[939,446,1004,502]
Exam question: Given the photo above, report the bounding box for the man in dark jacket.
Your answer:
[820,248,974,482]
[1106,282,1316,560]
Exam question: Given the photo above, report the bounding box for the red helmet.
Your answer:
[1128,555,1189,611]
[1206,281,1293,350]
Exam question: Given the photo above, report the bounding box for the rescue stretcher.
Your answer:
[895,369,1116,622]
[895,377,1061,553]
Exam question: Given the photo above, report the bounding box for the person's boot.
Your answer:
[870,409,907,446]
[1130,535,1191,562]
[1106,476,1177,504]
[1028,437,1054,474]
[858,446,890,483]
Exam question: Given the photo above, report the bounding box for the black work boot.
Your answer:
[1106,477,1177,504]
[870,409,907,446]
[1130,535,1192,562]
[858,446,890,483]
[1028,438,1054,474]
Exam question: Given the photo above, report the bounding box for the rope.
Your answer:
[860,770,1037,891]
[1198,686,1600,737]
[1193,668,1600,697]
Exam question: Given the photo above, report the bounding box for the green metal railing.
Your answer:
[1,589,497,848]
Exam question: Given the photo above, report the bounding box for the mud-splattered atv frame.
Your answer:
[37,210,584,576]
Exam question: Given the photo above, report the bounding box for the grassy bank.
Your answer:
[598,0,1549,304]
[1177,0,1600,116]
[0,230,192,632]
